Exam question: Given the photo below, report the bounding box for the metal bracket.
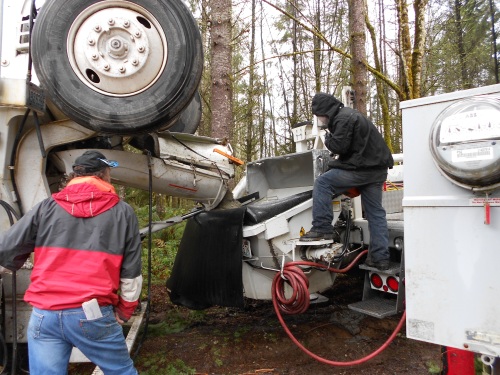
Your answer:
[26,82,46,114]
[138,208,204,239]
[481,355,499,375]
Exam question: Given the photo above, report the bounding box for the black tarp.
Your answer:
[166,207,246,310]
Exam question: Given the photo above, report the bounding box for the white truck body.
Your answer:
[1,0,499,371]
[402,84,500,358]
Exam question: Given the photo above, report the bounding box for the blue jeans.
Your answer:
[28,305,137,375]
[311,168,390,262]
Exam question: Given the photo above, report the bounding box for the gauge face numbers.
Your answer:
[440,109,500,144]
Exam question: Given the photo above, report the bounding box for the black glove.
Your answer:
[324,131,334,150]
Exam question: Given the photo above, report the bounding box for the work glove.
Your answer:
[324,131,334,151]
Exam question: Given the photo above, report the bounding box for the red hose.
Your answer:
[271,249,406,366]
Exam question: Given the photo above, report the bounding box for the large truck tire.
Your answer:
[168,91,202,134]
[31,0,203,135]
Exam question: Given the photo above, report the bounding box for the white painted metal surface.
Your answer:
[13,120,234,212]
[0,0,35,105]
[402,84,500,357]
[239,148,343,300]
[15,120,97,212]
[52,134,234,211]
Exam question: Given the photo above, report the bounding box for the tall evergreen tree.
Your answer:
[210,0,234,139]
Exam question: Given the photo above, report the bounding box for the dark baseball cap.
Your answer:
[72,150,119,173]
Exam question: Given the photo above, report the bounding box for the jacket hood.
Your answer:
[52,180,119,218]
[312,93,344,121]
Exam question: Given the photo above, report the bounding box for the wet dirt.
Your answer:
[70,270,443,374]
[141,270,442,374]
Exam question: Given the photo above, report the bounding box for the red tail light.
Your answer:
[370,273,383,289]
[387,276,399,292]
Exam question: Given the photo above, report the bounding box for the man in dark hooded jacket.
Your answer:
[0,150,141,375]
[301,93,394,270]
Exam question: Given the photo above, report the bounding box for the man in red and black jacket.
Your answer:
[0,150,142,375]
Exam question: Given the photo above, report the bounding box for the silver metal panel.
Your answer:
[382,189,404,214]
[246,149,330,199]
[348,297,397,319]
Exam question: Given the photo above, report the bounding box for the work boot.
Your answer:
[300,230,334,241]
[364,258,390,271]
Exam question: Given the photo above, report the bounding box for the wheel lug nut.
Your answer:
[108,18,115,26]
[131,59,139,66]
[123,20,130,28]
[103,64,110,71]
[119,66,126,73]
[88,39,96,46]
[134,31,141,38]
[137,46,145,53]
[93,25,102,33]
[91,54,99,60]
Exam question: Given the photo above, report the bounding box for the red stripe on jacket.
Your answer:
[24,246,123,310]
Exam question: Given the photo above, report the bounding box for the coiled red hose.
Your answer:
[271,249,407,366]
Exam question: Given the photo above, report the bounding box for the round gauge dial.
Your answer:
[429,97,500,190]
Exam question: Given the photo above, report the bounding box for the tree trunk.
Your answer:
[313,0,322,92]
[348,0,368,114]
[259,0,268,158]
[292,0,298,133]
[245,0,257,162]
[453,0,470,89]
[396,0,412,99]
[410,0,428,97]
[210,0,233,139]
[489,0,499,83]
[198,0,212,137]
[366,5,393,152]
[156,193,165,217]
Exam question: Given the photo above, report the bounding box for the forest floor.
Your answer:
[70,268,445,374]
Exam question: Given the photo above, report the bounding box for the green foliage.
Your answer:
[141,238,181,284]
[145,309,206,337]
[423,0,497,95]
[138,204,187,285]
[426,354,485,374]
[233,326,251,342]
[426,360,441,374]
[137,356,196,375]
[122,191,197,291]
[475,355,485,374]
[211,346,224,367]
[124,187,151,210]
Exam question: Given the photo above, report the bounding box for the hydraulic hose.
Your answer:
[273,250,368,315]
[271,250,406,366]
[132,151,153,360]
[0,200,20,374]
